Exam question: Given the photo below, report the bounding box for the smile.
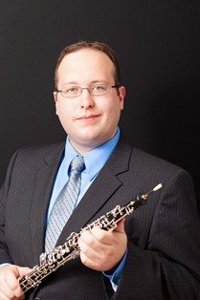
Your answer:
[76,114,100,121]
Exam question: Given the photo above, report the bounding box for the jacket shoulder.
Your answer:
[7,142,64,172]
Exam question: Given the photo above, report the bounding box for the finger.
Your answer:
[79,231,118,268]
[0,290,9,300]
[114,218,125,233]
[80,229,100,246]
[91,223,126,245]
[4,271,23,298]
[90,227,115,245]
[79,230,112,262]
[18,267,31,277]
[79,231,102,255]
[80,228,114,255]
[79,244,107,271]
[0,273,15,299]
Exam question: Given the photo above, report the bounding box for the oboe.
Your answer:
[19,183,162,293]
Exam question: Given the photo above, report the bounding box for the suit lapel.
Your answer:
[56,137,132,247]
[30,143,65,263]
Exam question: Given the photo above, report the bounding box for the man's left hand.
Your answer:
[78,219,127,272]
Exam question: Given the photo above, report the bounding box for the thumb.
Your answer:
[18,266,32,278]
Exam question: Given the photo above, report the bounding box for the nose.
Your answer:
[80,88,95,109]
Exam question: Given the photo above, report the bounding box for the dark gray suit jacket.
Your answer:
[0,136,200,299]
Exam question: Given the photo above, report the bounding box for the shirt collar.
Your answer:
[63,128,120,181]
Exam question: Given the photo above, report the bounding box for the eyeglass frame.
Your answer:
[54,83,121,98]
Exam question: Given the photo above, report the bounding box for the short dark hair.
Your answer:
[54,41,121,88]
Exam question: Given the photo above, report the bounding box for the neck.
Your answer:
[69,135,118,154]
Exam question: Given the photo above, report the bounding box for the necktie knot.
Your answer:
[70,155,85,174]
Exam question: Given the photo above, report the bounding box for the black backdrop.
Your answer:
[0,1,200,212]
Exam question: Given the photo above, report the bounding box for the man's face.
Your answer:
[54,48,126,153]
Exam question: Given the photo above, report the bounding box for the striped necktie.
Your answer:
[45,155,85,253]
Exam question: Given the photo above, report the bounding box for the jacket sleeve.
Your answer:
[114,169,200,300]
[0,151,19,264]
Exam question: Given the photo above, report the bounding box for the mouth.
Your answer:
[76,114,101,121]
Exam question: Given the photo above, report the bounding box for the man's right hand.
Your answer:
[0,265,31,300]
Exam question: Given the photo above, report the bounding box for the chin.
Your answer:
[74,135,105,150]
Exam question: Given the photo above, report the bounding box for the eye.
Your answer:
[94,84,107,91]
[91,84,107,92]
[63,86,80,95]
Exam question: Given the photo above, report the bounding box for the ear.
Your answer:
[118,86,126,110]
[53,91,58,115]
[53,91,58,102]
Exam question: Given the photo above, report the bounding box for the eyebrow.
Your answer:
[61,80,108,86]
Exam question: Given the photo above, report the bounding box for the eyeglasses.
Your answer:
[55,83,120,98]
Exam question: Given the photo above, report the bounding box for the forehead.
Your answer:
[56,48,115,84]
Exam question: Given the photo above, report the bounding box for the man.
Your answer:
[0,41,199,300]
